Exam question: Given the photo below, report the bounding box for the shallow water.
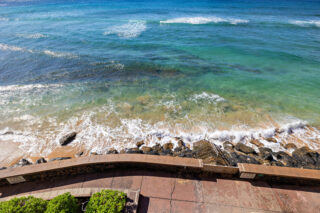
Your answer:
[0,0,320,162]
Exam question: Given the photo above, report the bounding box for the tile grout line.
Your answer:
[169,178,176,213]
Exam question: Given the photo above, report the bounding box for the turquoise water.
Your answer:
[0,0,319,157]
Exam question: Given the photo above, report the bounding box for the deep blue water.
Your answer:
[0,0,319,157]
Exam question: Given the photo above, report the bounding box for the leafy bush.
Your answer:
[45,192,78,213]
[0,196,48,213]
[85,190,126,213]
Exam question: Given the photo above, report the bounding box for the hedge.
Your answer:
[0,196,48,213]
[85,190,126,213]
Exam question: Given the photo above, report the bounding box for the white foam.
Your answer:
[190,92,225,104]
[16,33,47,39]
[104,20,146,38]
[289,20,320,28]
[0,43,25,52]
[0,17,9,21]
[43,50,76,58]
[0,84,62,92]
[160,16,249,25]
[0,43,76,58]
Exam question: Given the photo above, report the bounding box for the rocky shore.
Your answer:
[2,132,320,171]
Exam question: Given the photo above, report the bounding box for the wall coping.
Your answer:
[238,163,320,180]
[2,155,320,184]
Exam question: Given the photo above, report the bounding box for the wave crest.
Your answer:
[104,20,146,38]
[16,33,47,39]
[160,16,249,25]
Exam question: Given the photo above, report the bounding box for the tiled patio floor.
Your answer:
[1,169,319,213]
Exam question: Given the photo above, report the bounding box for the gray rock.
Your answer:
[136,141,144,148]
[126,148,142,154]
[107,148,118,154]
[235,143,256,155]
[59,132,77,146]
[223,141,234,151]
[258,147,274,161]
[0,167,7,170]
[17,158,32,167]
[49,157,71,162]
[35,157,47,164]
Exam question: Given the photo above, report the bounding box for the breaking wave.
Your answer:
[160,16,249,25]
[289,20,320,28]
[104,20,147,38]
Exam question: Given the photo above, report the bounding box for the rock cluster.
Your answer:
[2,137,320,171]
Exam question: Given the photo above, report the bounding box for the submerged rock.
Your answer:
[265,137,277,143]
[35,157,47,164]
[235,143,256,155]
[75,151,84,157]
[250,139,264,148]
[59,132,77,146]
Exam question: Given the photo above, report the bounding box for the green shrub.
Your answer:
[85,190,126,213]
[45,192,78,213]
[0,196,48,213]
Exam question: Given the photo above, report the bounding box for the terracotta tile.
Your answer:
[172,178,203,202]
[141,172,175,199]
[235,180,281,212]
[201,177,240,206]
[140,197,170,213]
[82,172,113,188]
[171,200,202,213]
[201,203,244,213]
[272,184,320,213]
[112,170,143,190]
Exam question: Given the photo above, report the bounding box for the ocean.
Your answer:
[0,0,319,164]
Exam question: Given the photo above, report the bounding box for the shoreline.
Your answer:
[2,126,320,171]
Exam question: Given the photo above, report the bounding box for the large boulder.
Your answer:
[258,147,274,161]
[235,143,256,155]
[292,147,320,169]
[274,151,297,167]
[59,132,77,146]
[230,152,261,165]
[192,140,228,165]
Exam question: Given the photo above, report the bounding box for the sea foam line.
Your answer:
[160,16,249,25]
[0,43,77,58]
[104,20,146,38]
